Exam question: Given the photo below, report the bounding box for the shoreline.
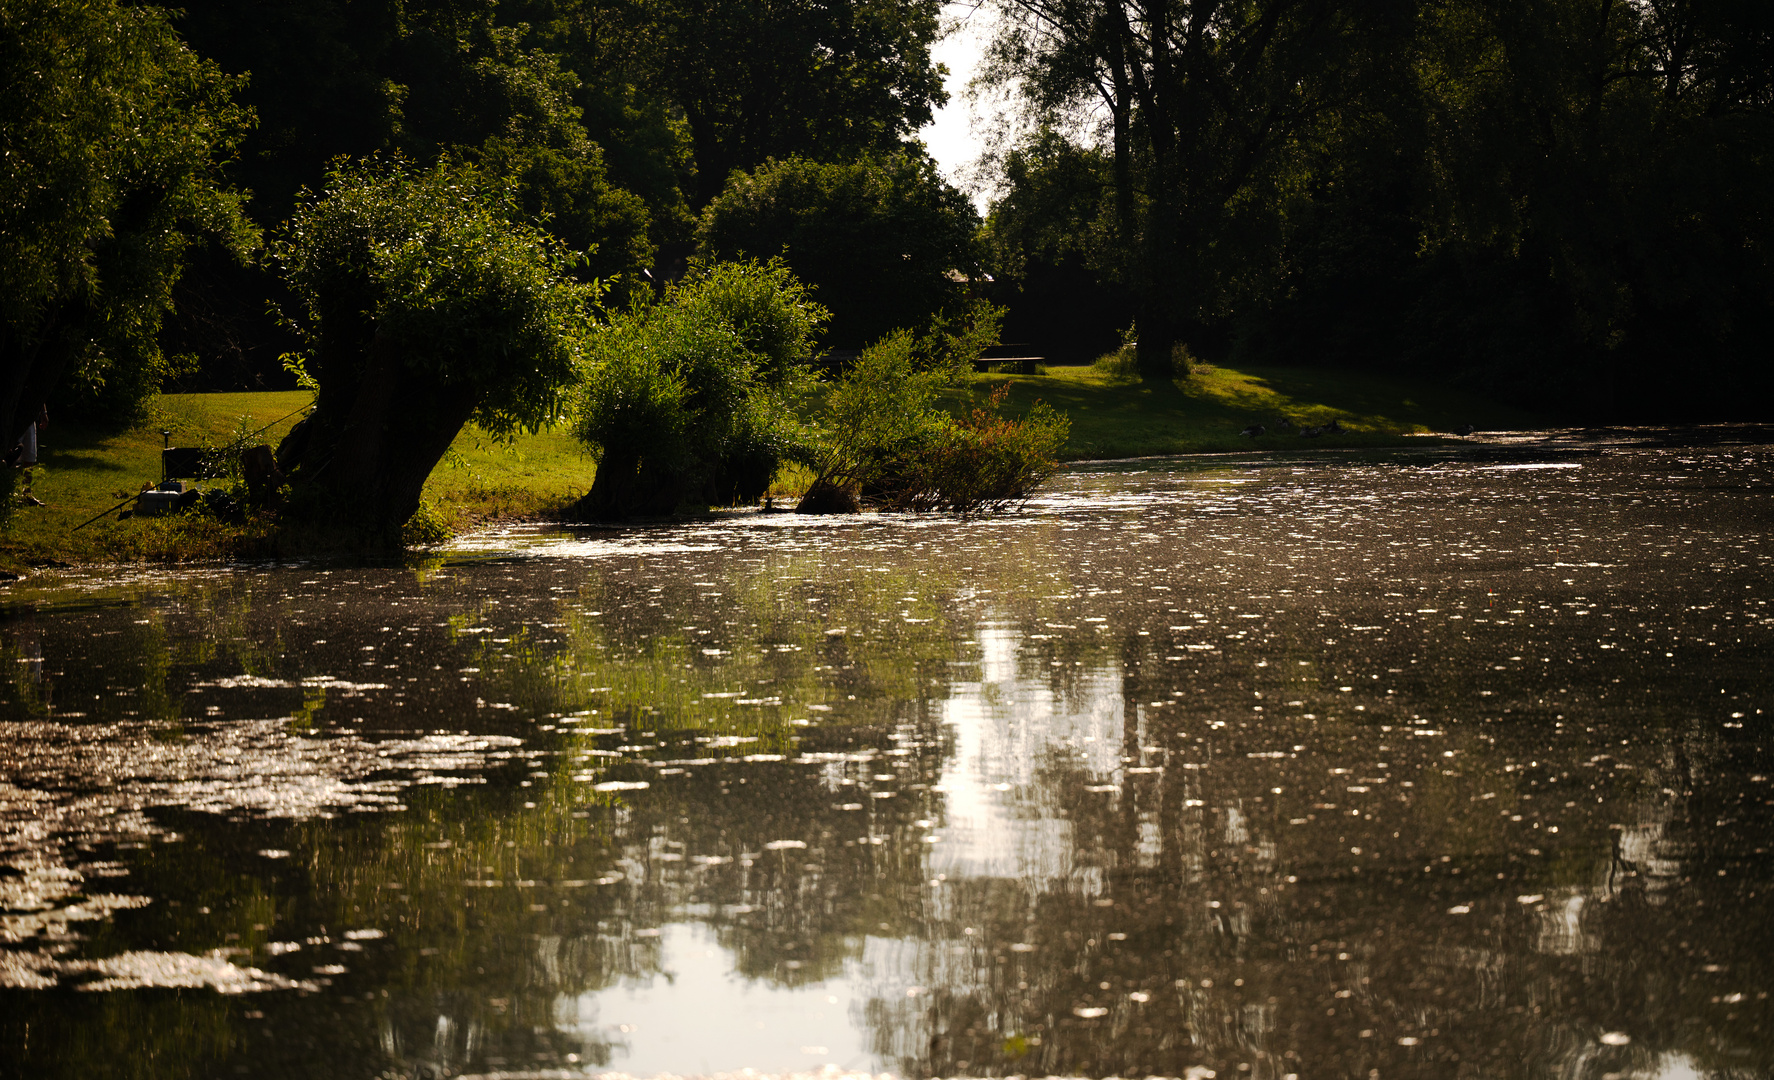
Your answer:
[9,423,1771,578]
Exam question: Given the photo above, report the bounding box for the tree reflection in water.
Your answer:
[1,447,1771,1079]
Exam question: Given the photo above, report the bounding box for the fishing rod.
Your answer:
[70,491,147,532]
[237,401,313,445]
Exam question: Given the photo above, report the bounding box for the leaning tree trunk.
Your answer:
[275,335,478,548]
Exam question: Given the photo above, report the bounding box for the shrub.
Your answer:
[568,260,826,518]
[670,258,827,386]
[888,384,1070,513]
[805,331,949,493]
[1093,340,1194,380]
[1092,344,1141,378]
[802,333,1069,513]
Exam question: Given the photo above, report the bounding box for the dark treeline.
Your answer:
[5,0,1770,471]
[163,0,955,384]
[980,0,1774,418]
[0,0,963,440]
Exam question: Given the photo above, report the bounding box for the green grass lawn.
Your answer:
[9,392,315,547]
[964,362,1545,458]
[420,422,599,525]
[2,393,598,567]
[2,363,1540,567]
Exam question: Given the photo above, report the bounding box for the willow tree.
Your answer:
[568,260,826,519]
[273,160,594,546]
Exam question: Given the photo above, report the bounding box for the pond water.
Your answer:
[2,440,1770,1080]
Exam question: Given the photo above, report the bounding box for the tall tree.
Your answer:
[604,0,950,205]
[173,0,594,225]
[697,154,980,346]
[164,0,658,388]
[983,0,1385,377]
[1400,0,1774,412]
[0,0,256,439]
[983,0,1774,414]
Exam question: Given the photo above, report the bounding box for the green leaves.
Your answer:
[0,0,255,425]
[812,331,950,487]
[617,0,946,203]
[274,158,596,440]
[807,332,1069,513]
[667,258,828,391]
[697,153,980,347]
[468,137,654,297]
[569,259,827,515]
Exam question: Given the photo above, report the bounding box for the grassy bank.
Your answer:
[966,362,1544,458]
[1,393,600,570]
[419,424,599,528]
[2,393,310,568]
[2,364,1538,569]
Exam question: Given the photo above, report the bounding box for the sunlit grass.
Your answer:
[1,392,312,568]
[420,422,599,531]
[963,362,1546,459]
[4,362,1546,567]
[1,393,598,567]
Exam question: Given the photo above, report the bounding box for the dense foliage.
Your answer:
[113,0,948,396]
[272,159,595,543]
[903,383,1070,512]
[807,332,951,495]
[13,0,1769,541]
[0,0,255,439]
[982,0,1774,416]
[568,260,826,519]
[804,332,1069,513]
[554,0,948,206]
[697,154,982,347]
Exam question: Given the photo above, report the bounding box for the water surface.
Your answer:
[2,443,1770,1079]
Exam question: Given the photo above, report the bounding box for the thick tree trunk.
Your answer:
[1135,177,1186,382]
[1124,0,1187,383]
[1135,306,1179,381]
[565,452,687,521]
[274,339,478,548]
